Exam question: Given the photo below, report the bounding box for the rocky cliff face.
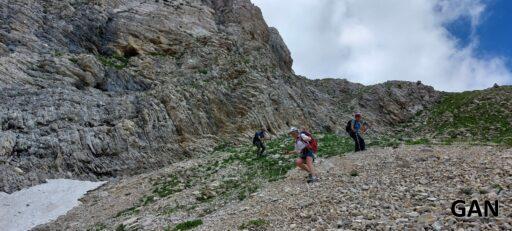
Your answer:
[0,0,440,192]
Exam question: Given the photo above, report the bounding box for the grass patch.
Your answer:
[173,219,203,231]
[198,69,208,75]
[54,51,64,57]
[98,54,130,70]
[460,187,473,196]
[115,224,126,231]
[69,57,78,64]
[213,140,233,152]
[152,175,183,198]
[492,184,503,193]
[141,195,155,206]
[239,219,268,230]
[317,133,353,158]
[87,223,107,231]
[413,87,512,145]
[368,137,400,148]
[393,86,512,146]
[144,133,416,221]
[479,189,489,194]
[115,206,140,218]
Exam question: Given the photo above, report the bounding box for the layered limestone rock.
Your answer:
[0,0,440,192]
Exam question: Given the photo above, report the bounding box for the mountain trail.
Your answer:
[38,145,512,230]
[201,145,512,230]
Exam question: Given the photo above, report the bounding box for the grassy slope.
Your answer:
[106,133,392,231]
[403,86,512,146]
[95,87,512,230]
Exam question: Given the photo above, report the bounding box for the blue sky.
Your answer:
[253,0,512,91]
[454,0,512,69]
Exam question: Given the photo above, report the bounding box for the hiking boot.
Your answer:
[307,175,319,183]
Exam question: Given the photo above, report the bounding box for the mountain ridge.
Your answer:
[0,0,499,193]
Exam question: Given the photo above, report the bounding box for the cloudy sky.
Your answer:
[252,0,512,91]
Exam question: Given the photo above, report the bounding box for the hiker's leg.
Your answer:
[254,143,259,155]
[255,141,263,156]
[359,135,366,151]
[350,132,356,151]
[295,158,309,172]
[305,156,315,176]
[356,134,362,152]
[260,142,266,155]
[350,133,360,152]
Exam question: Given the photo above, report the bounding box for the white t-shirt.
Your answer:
[294,134,311,152]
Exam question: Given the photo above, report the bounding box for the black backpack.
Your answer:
[253,131,264,144]
[345,120,353,133]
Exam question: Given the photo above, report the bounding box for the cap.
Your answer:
[289,127,299,133]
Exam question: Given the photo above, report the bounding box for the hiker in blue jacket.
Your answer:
[349,112,368,152]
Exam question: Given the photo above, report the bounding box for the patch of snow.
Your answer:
[0,179,106,231]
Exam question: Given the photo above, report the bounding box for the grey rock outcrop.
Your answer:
[0,0,440,192]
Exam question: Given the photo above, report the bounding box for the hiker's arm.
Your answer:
[362,122,369,133]
[361,124,367,133]
[287,149,299,155]
[300,134,311,142]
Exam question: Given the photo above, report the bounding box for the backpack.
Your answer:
[346,120,368,134]
[252,131,264,144]
[345,120,353,133]
[300,131,318,153]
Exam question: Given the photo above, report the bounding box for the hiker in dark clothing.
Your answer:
[349,112,368,152]
[253,128,269,156]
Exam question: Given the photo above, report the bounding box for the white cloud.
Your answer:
[252,0,512,91]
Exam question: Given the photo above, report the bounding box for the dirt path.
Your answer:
[37,145,512,231]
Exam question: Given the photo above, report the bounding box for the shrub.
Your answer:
[173,219,203,231]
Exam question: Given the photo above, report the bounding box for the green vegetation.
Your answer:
[368,136,400,148]
[198,69,208,75]
[141,195,155,206]
[98,54,130,69]
[115,206,140,218]
[479,189,489,194]
[152,175,183,198]
[121,132,428,225]
[173,219,203,231]
[239,219,268,230]
[426,87,512,145]
[115,224,126,231]
[399,86,512,146]
[492,184,503,193]
[460,187,473,196]
[53,51,64,57]
[69,57,79,64]
[316,133,353,158]
[87,223,107,231]
[213,140,232,152]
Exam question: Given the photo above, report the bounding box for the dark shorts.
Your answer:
[300,149,315,160]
